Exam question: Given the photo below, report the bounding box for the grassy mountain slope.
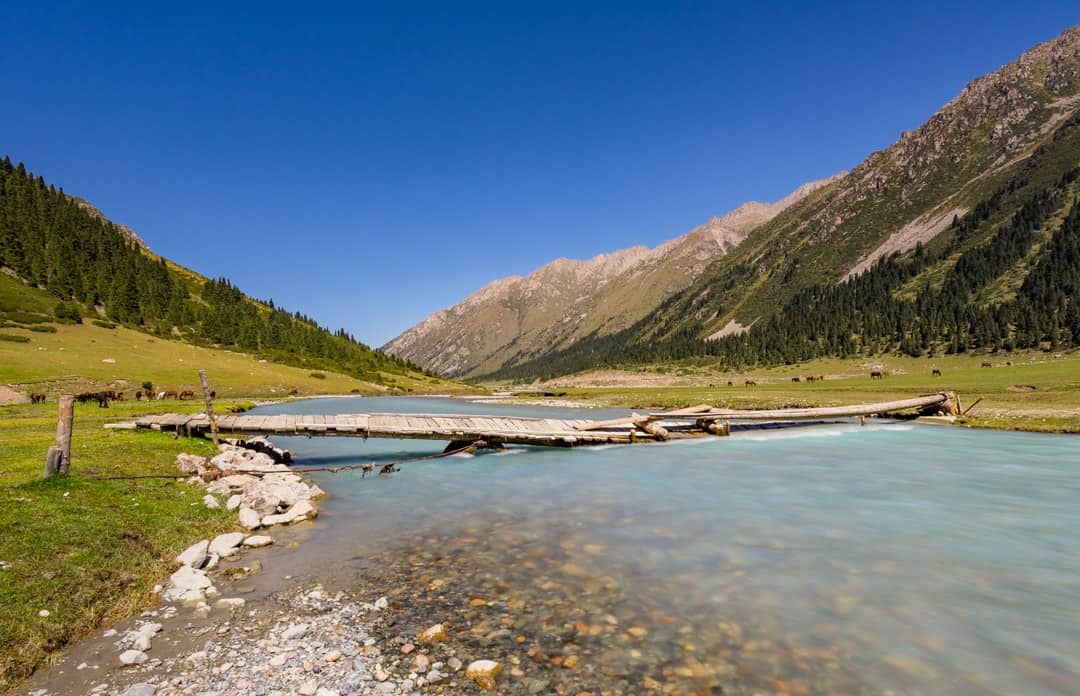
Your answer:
[651,24,1080,341]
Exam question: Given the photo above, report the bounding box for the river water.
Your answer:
[250,397,1080,695]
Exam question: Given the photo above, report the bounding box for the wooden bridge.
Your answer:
[112,392,958,448]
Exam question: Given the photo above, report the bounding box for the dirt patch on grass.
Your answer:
[0,385,26,405]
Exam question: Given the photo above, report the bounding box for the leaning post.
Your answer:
[198,370,220,446]
[43,395,75,478]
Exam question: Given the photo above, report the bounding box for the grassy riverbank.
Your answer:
[510,351,1080,433]
[0,399,252,690]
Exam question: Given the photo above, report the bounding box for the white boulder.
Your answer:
[169,565,211,592]
[238,507,261,530]
[208,532,245,557]
[175,540,209,568]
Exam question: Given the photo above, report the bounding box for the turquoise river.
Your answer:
[248,396,1080,695]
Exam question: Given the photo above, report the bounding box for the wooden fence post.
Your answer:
[199,370,219,446]
[43,395,74,478]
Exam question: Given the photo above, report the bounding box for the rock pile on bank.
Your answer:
[176,443,324,530]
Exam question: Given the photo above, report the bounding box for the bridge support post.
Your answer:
[198,370,219,446]
[43,395,74,478]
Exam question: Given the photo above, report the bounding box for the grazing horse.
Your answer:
[804,375,817,383]
[163,390,179,399]
[745,379,757,387]
[870,370,884,379]
[791,376,801,383]
[817,375,824,382]
[179,390,195,400]
[932,368,942,377]
[727,381,733,387]
[29,392,46,404]
[981,361,992,368]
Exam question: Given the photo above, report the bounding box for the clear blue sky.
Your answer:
[4,2,1078,346]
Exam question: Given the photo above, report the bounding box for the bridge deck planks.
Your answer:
[115,393,953,448]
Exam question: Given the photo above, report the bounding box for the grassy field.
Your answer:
[0,399,254,690]
[0,320,468,401]
[516,351,1080,433]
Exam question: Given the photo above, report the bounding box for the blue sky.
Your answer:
[4,2,1078,345]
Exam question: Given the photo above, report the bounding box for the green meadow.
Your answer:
[0,400,244,689]
[524,351,1080,433]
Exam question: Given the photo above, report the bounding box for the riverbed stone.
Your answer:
[282,623,309,641]
[226,494,243,511]
[175,540,209,568]
[209,532,246,557]
[243,534,274,548]
[418,623,447,643]
[131,633,152,652]
[121,684,155,696]
[215,597,246,610]
[119,649,148,665]
[203,494,220,509]
[466,659,502,690]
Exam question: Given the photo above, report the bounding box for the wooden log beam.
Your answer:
[634,418,669,441]
[651,393,952,422]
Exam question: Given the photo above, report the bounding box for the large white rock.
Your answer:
[175,540,209,568]
[242,535,273,548]
[288,500,316,522]
[169,564,212,592]
[226,494,242,511]
[119,649,148,665]
[261,499,316,527]
[122,684,156,696]
[131,633,152,652]
[208,532,246,557]
[175,454,207,474]
[202,494,220,510]
[238,507,261,530]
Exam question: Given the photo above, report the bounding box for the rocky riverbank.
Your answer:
[23,583,484,696]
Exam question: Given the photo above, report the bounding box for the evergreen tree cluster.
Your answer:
[0,157,429,381]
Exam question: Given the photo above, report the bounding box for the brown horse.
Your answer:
[179,390,195,400]
[870,370,884,379]
[29,392,47,404]
[932,368,942,377]
[981,362,992,368]
[745,379,757,387]
[791,376,801,383]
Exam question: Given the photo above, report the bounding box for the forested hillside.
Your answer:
[0,157,431,383]
[482,26,1080,381]
[491,113,1080,381]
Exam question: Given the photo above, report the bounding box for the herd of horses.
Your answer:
[29,388,203,408]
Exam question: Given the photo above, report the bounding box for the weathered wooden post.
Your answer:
[43,395,74,478]
[198,370,219,446]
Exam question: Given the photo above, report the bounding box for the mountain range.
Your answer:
[386,24,1080,381]
[384,176,840,377]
